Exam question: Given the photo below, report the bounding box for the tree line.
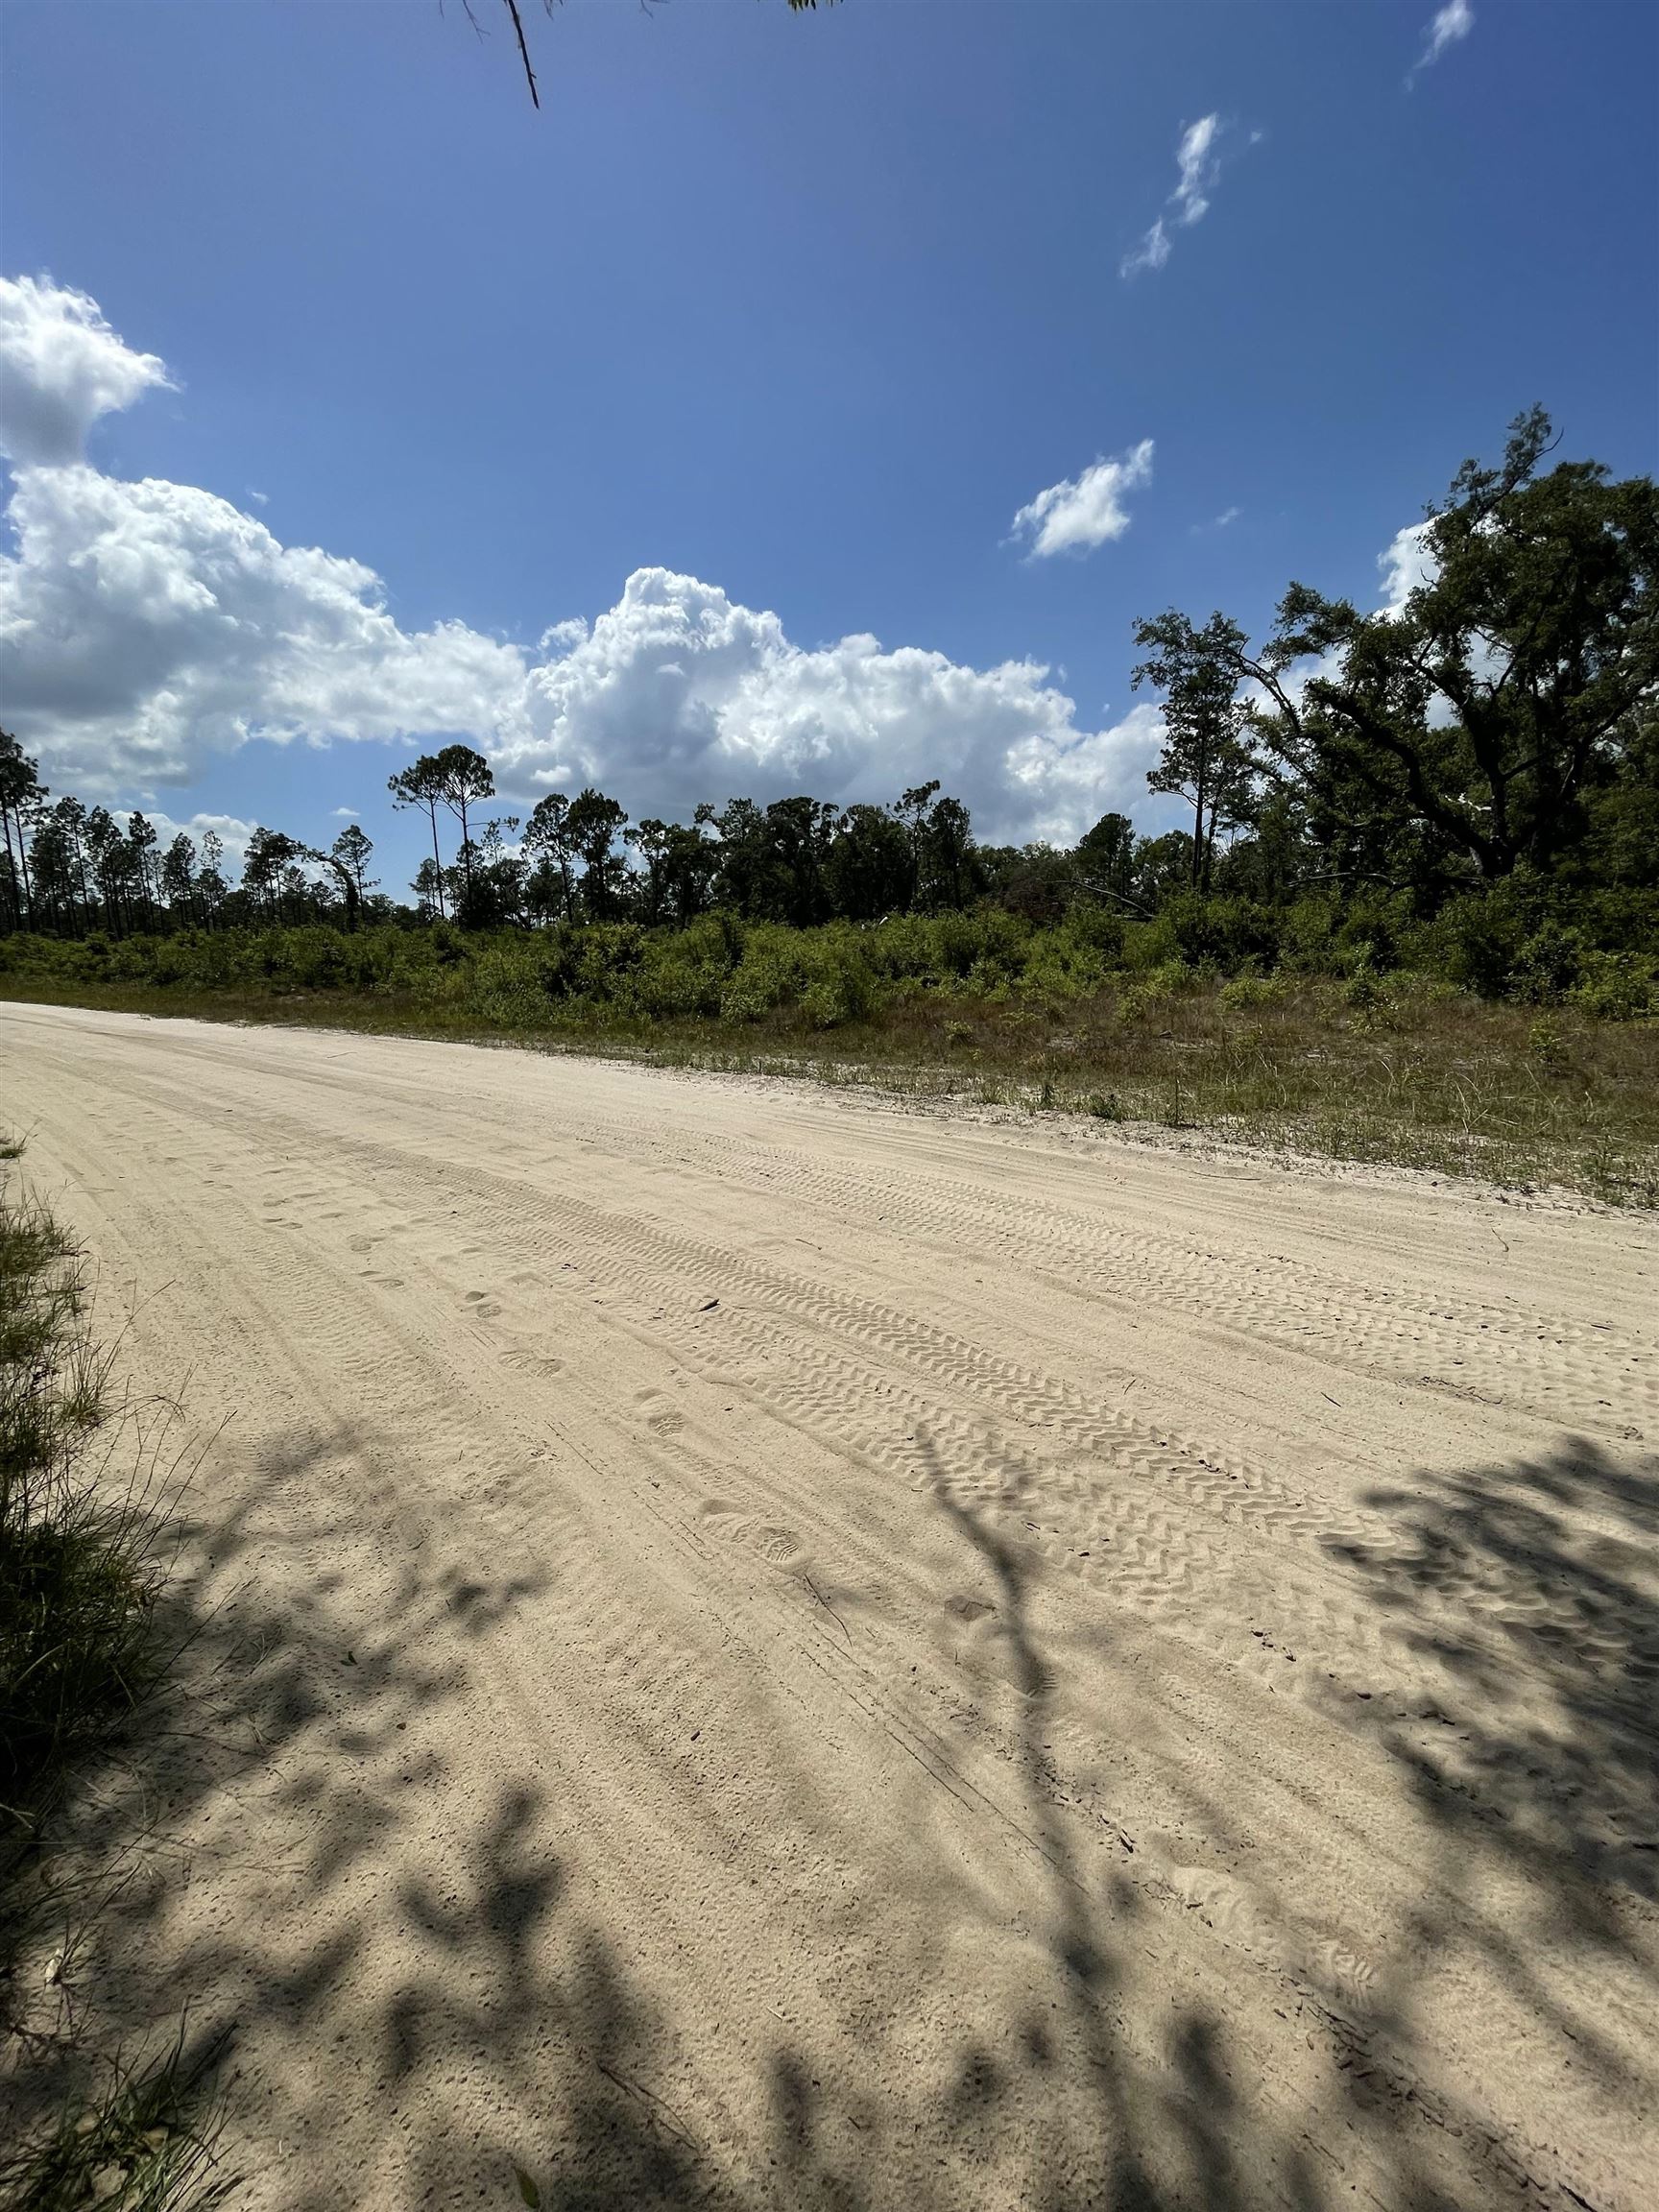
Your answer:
[3,411,1653,957]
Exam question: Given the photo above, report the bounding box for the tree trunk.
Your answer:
[1190,769,1206,892]
[427,803,446,921]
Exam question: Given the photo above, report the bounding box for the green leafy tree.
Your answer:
[388,755,452,920]
[522,792,577,923]
[655,809,722,926]
[197,830,228,926]
[309,825,378,932]
[1131,613,1257,893]
[764,797,838,926]
[452,817,522,926]
[711,799,772,917]
[412,855,446,922]
[1131,830,1196,912]
[893,781,982,910]
[0,731,44,931]
[979,842,1081,926]
[823,803,913,921]
[564,787,630,920]
[1217,409,1659,889]
[331,824,377,903]
[28,808,79,934]
[242,826,306,924]
[161,831,198,920]
[1074,811,1142,911]
[625,818,676,926]
[84,808,132,934]
[432,745,495,915]
[37,795,94,933]
[127,812,159,927]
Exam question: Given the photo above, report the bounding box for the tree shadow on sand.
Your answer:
[10,1422,1655,2212]
[1320,1432,1659,2164]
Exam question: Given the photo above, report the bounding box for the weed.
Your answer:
[0,1156,219,2212]
[1,1188,173,1831]
[1527,1016,1568,1071]
[0,2025,232,2212]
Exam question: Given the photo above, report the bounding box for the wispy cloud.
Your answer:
[1408,0,1474,83]
[1192,505,1241,535]
[1010,441,1155,559]
[1121,114,1236,279]
[1171,113,1221,224]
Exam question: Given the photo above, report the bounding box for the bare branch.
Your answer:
[501,0,540,108]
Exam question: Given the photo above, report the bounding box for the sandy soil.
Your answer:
[4,999,1657,2212]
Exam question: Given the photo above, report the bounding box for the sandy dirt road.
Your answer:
[4,1000,1657,2212]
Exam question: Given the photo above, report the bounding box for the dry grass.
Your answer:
[4,970,1655,1205]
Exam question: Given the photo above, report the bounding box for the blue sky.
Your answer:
[1,0,1654,890]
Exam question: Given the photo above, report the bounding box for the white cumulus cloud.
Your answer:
[0,276,173,467]
[499,566,1162,842]
[0,459,529,792]
[1009,441,1155,560]
[0,274,1161,843]
[1377,520,1438,614]
[143,811,258,867]
[1409,0,1474,80]
[1121,114,1238,279]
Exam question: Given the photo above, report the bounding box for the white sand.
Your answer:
[5,999,1656,2211]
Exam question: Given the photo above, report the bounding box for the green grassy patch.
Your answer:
[4,924,1656,1205]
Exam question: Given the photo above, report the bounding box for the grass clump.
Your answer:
[0,2028,229,2212]
[1,1176,168,1834]
[1,1147,225,2212]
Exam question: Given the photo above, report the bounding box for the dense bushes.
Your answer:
[2,878,1654,1031]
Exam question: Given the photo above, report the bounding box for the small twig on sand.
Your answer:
[595,2060,699,2152]
[803,1573,852,1645]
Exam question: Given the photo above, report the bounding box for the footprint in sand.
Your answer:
[944,1595,996,1624]
[699,1498,805,1567]
[499,1346,565,1378]
[634,1388,686,1438]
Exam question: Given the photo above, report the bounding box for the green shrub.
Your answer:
[720,928,808,1022]
[1571,950,1659,1022]
[1063,902,1126,960]
[1116,964,1186,1023]
[1163,892,1284,973]
[1218,973,1286,1013]
[1020,930,1110,1001]
[1527,1016,1568,1070]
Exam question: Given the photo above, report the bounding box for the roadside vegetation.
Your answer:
[0,1148,223,2212]
[3,409,1655,1200]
